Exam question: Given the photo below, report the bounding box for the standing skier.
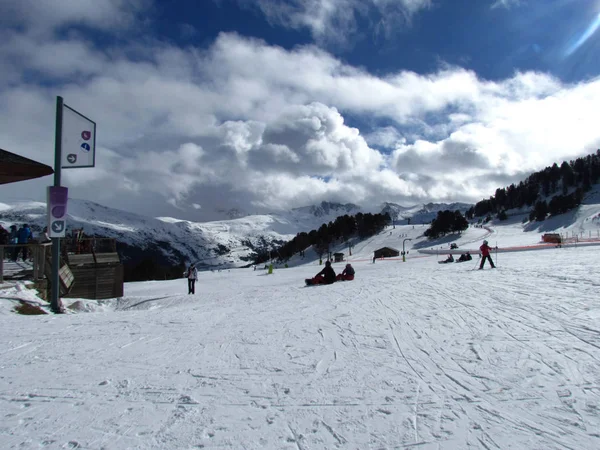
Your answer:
[479,240,496,269]
[186,263,198,294]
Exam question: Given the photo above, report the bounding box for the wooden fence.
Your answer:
[0,243,50,283]
[1,238,123,300]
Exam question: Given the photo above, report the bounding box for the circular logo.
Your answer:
[67,154,77,164]
[81,131,91,140]
[81,143,91,152]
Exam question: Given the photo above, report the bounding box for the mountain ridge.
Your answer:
[0,198,473,271]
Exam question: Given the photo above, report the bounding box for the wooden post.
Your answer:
[33,245,39,280]
[40,244,48,280]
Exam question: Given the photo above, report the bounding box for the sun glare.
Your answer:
[565,11,600,56]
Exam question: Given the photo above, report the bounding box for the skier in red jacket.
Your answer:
[479,240,496,269]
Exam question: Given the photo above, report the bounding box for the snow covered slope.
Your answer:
[1,203,600,449]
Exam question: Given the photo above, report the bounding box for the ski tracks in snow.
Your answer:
[2,252,600,449]
[362,267,599,449]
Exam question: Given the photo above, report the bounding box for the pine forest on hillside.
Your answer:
[467,149,600,222]
[256,151,600,263]
[255,212,391,264]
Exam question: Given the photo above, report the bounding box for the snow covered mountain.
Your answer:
[379,201,472,224]
[0,198,472,271]
[291,201,361,218]
[410,202,473,224]
[213,207,248,220]
[0,199,295,270]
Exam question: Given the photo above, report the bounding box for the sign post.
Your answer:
[49,96,96,313]
[48,186,68,237]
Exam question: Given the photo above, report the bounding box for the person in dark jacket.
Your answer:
[186,264,198,294]
[336,263,355,281]
[307,260,336,285]
[16,224,32,261]
[479,240,496,269]
[0,225,8,245]
[8,224,18,244]
[456,252,472,262]
[9,225,18,261]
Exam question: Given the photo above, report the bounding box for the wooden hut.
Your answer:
[62,235,123,299]
[373,247,400,258]
[333,252,345,262]
[542,233,562,244]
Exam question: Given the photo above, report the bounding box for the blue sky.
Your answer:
[154,0,600,82]
[1,0,600,220]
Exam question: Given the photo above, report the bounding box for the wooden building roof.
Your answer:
[0,149,54,184]
[375,247,399,253]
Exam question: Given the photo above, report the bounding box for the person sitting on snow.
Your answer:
[308,260,336,285]
[336,263,355,281]
[443,254,454,263]
[457,252,471,262]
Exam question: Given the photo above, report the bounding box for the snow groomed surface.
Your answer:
[1,217,600,449]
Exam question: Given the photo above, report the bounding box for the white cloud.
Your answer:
[239,0,431,44]
[0,34,108,82]
[365,127,405,148]
[1,5,600,220]
[252,103,383,175]
[391,75,600,200]
[0,0,150,36]
[491,0,521,9]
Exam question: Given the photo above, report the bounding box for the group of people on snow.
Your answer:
[0,223,33,262]
[306,261,355,285]
[439,240,495,268]
[185,259,356,293]
[183,238,496,293]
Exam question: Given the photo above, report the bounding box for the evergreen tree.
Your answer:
[531,200,548,222]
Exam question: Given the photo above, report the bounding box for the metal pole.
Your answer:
[495,240,498,267]
[51,96,63,314]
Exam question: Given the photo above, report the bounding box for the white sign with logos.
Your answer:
[61,104,96,169]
